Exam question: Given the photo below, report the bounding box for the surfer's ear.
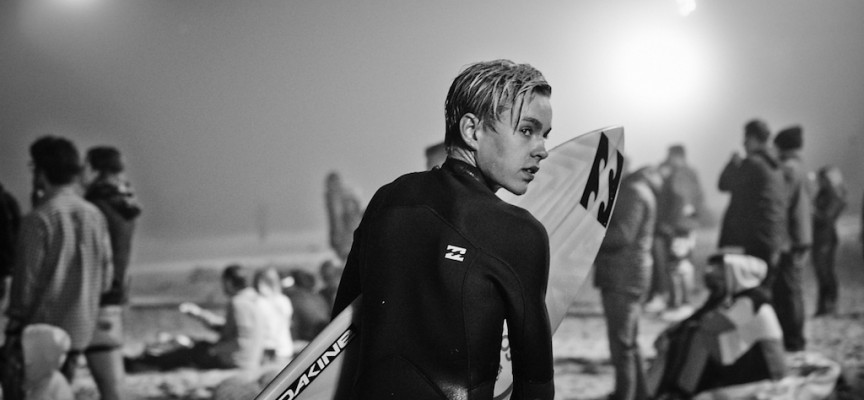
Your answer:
[459,113,480,151]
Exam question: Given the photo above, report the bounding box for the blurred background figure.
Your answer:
[647,144,706,321]
[717,119,786,279]
[318,259,343,311]
[253,266,294,364]
[811,165,847,317]
[125,265,265,372]
[594,166,662,400]
[648,251,786,398]
[283,269,329,342]
[4,136,114,396]
[83,145,142,400]
[772,126,812,353]
[324,172,364,262]
[0,181,21,312]
[424,142,446,170]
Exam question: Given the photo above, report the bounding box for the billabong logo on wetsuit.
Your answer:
[278,326,357,400]
[445,245,467,262]
[579,131,623,228]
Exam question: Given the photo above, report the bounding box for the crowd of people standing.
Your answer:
[594,119,853,400]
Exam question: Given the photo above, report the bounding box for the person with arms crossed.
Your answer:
[332,59,555,400]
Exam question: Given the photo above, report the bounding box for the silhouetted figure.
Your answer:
[283,269,329,342]
[4,136,114,397]
[771,126,812,352]
[811,165,846,316]
[325,172,364,261]
[717,119,786,278]
[318,259,343,311]
[0,181,21,308]
[648,144,706,320]
[649,251,786,398]
[83,145,142,400]
[594,166,662,400]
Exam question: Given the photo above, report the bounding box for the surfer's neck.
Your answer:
[447,147,476,167]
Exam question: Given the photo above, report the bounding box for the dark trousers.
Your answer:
[811,240,839,315]
[648,237,671,301]
[602,290,649,400]
[772,250,808,352]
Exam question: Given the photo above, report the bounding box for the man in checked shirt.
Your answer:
[2,136,113,398]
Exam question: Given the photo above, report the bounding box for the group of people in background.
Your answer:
[0,123,857,400]
[122,259,342,374]
[594,119,851,400]
[0,132,350,399]
[0,136,141,400]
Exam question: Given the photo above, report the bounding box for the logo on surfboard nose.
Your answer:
[445,245,467,262]
[579,131,623,228]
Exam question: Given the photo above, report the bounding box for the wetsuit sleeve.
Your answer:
[332,224,363,318]
[507,221,554,400]
[331,182,393,318]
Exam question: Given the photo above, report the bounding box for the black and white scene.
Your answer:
[1,0,863,399]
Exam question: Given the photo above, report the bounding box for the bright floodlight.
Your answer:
[609,27,712,115]
[677,0,696,16]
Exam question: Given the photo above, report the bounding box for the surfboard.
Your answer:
[255,126,626,400]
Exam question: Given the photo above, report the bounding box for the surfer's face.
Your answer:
[475,94,551,195]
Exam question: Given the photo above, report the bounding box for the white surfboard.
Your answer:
[255,126,626,400]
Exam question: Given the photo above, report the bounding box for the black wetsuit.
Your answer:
[332,159,554,400]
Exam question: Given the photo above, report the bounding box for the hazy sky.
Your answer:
[1,0,862,245]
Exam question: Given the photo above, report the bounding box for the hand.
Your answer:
[179,302,202,317]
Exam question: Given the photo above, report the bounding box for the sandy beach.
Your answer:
[5,218,864,399]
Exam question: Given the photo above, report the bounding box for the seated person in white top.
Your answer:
[650,250,787,397]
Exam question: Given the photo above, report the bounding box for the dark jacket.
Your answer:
[85,176,141,305]
[718,150,787,261]
[333,159,553,400]
[812,186,846,246]
[594,172,656,296]
[0,183,21,279]
[656,163,705,237]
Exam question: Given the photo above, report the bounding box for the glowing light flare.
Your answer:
[609,28,711,114]
[677,0,697,17]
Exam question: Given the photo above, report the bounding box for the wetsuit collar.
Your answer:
[441,158,497,194]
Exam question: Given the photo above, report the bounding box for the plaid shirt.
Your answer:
[7,187,113,351]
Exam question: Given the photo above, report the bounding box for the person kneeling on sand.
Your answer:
[124,265,266,372]
[648,250,787,398]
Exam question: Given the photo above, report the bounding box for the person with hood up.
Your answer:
[648,251,787,398]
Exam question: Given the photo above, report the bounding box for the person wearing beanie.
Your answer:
[718,119,787,280]
[772,125,812,352]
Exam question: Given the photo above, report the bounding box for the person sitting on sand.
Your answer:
[124,265,266,372]
[648,250,787,398]
[283,269,330,342]
[253,266,294,363]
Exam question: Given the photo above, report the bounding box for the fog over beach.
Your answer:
[1,0,862,247]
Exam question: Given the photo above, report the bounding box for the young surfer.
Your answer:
[332,59,554,400]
